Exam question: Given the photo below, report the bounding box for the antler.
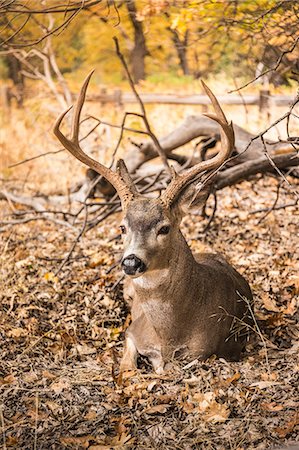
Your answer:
[160,81,235,207]
[53,70,138,208]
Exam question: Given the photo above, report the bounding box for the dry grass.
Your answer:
[1,83,297,195]
[0,94,298,449]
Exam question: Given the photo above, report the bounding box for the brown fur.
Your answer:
[120,197,253,373]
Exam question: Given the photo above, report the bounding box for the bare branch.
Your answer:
[113,36,171,174]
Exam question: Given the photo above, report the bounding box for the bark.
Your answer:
[84,115,297,199]
[124,115,295,173]
[5,54,25,107]
[125,0,149,83]
[169,28,190,75]
[215,153,299,190]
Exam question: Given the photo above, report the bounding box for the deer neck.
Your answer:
[132,231,196,340]
[132,231,194,294]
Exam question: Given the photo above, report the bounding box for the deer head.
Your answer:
[54,71,234,278]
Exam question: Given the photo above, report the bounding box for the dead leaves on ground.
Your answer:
[0,176,298,448]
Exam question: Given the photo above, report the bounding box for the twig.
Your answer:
[0,405,6,450]
[113,36,171,174]
[87,114,150,136]
[86,203,121,231]
[34,393,39,450]
[55,205,88,275]
[8,148,65,169]
[0,215,75,232]
[110,274,125,291]
[202,192,217,233]
[250,200,298,215]
[229,35,299,92]
[242,293,270,375]
[257,182,281,224]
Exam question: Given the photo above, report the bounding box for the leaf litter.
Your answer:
[0,175,298,449]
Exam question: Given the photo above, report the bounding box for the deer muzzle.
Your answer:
[121,254,147,276]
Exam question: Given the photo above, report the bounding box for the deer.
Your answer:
[54,71,253,374]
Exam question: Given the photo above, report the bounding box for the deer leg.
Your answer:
[120,335,138,372]
[148,351,164,374]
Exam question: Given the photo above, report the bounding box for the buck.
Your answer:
[54,72,252,373]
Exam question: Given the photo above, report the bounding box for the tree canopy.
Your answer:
[1,0,298,86]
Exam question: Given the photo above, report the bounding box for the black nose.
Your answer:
[121,254,146,275]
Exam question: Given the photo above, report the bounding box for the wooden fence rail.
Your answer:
[91,89,294,108]
[0,85,295,114]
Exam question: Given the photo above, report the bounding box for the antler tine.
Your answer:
[201,81,228,124]
[161,82,235,208]
[71,70,94,142]
[53,71,138,208]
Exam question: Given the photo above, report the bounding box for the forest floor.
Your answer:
[0,172,298,449]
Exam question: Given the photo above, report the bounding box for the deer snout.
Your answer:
[121,254,146,276]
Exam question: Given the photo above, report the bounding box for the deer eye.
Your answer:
[157,225,170,235]
[120,225,126,234]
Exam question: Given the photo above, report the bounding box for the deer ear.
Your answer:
[173,181,211,216]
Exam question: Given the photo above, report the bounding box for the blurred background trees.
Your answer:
[1,0,298,95]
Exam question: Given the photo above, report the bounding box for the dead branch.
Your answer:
[1,2,102,49]
[229,35,299,92]
[0,215,75,232]
[7,24,72,110]
[250,200,298,215]
[215,153,299,191]
[257,182,282,224]
[54,205,88,275]
[0,190,46,212]
[1,1,102,15]
[113,36,171,175]
[124,116,297,173]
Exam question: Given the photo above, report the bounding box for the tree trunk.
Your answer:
[5,54,25,107]
[169,28,190,75]
[125,0,149,83]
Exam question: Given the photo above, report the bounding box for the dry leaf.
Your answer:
[89,432,135,449]
[261,372,278,381]
[23,371,38,383]
[281,298,298,316]
[224,372,241,385]
[203,401,230,423]
[42,370,56,380]
[46,401,61,413]
[0,374,16,385]
[76,344,97,355]
[261,402,284,412]
[274,412,299,438]
[6,436,19,446]
[50,378,70,394]
[44,272,58,283]
[89,254,105,268]
[260,293,280,312]
[144,404,170,414]
[85,409,97,420]
[250,381,281,389]
[60,435,94,448]
[7,327,26,338]
[190,392,230,423]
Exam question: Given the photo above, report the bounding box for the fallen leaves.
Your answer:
[44,271,58,283]
[60,435,95,448]
[261,402,284,412]
[143,404,170,414]
[1,175,298,448]
[180,390,230,423]
[223,372,241,385]
[274,412,299,438]
[50,378,71,394]
[0,374,17,385]
[7,327,27,338]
